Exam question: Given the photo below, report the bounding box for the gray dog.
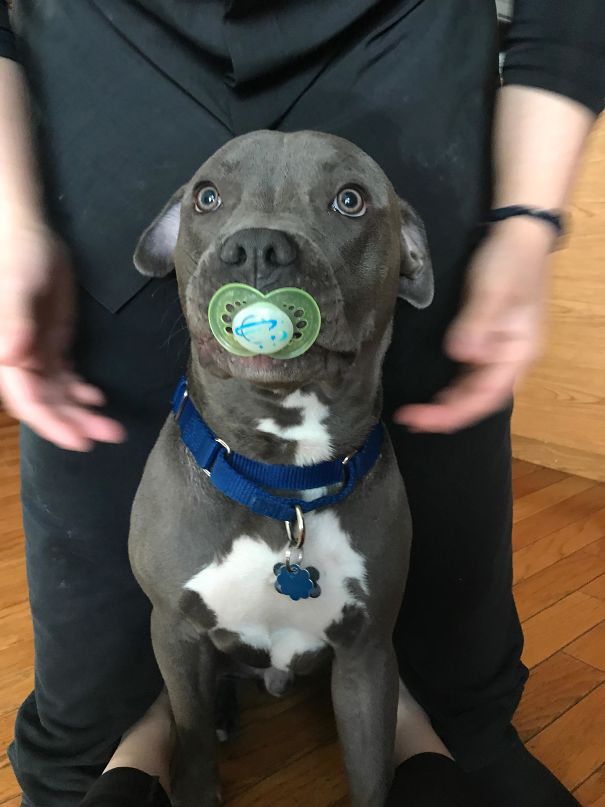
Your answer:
[129,130,433,807]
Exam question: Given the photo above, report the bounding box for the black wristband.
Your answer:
[486,206,564,237]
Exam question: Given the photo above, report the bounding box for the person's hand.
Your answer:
[395,218,555,433]
[0,217,126,450]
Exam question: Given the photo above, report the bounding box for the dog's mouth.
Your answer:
[195,331,354,386]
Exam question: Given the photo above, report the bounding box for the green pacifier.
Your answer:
[208,283,321,359]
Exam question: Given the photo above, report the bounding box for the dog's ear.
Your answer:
[398,199,434,309]
[133,186,185,277]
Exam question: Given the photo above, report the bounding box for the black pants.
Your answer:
[9,4,527,805]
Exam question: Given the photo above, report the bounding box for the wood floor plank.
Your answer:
[0,797,21,807]
[513,484,605,552]
[513,476,595,523]
[220,683,336,801]
[513,507,605,584]
[512,459,541,480]
[512,466,567,498]
[582,573,605,601]
[0,712,18,803]
[574,765,605,806]
[565,622,605,673]
[0,602,33,651]
[237,677,326,730]
[528,684,605,792]
[0,642,34,682]
[0,713,17,767]
[513,652,605,742]
[0,668,33,718]
[521,592,605,669]
[225,741,347,807]
[514,538,605,621]
[0,763,19,805]
[0,560,28,612]
[0,599,34,682]
[0,530,25,559]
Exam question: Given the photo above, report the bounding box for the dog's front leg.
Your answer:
[151,608,220,807]
[331,637,399,807]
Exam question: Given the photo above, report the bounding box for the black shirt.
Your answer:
[1,0,603,314]
[1,0,604,114]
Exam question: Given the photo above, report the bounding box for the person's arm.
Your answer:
[494,0,602,214]
[0,56,45,230]
[0,2,41,225]
[0,28,125,448]
[396,1,605,433]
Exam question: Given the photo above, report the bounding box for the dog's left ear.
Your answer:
[398,199,434,309]
[133,186,185,277]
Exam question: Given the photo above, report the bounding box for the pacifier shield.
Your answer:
[208,283,321,359]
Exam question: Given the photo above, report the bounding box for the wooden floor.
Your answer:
[0,413,604,806]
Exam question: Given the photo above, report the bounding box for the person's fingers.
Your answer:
[65,376,107,407]
[0,367,126,450]
[395,362,519,433]
[58,404,127,444]
[1,386,94,451]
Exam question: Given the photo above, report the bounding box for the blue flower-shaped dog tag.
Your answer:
[274,564,321,601]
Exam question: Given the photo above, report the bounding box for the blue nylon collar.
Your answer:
[172,377,383,522]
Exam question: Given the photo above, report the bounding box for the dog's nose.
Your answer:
[219,228,298,289]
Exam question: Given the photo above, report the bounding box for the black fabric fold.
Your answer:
[385,753,480,807]
[0,0,17,61]
[79,768,170,807]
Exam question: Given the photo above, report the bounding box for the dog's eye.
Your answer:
[194,184,222,214]
[331,187,366,218]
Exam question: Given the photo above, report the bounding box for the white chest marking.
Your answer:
[184,510,367,671]
[256,390,332,466]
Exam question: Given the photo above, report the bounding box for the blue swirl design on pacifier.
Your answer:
[231,302,294,355]
[207,284,321,359]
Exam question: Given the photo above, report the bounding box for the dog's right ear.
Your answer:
[133,186,185,277]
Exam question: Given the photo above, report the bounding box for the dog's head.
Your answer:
[134,130,432,386]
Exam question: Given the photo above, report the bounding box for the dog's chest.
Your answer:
[184,510,367,671]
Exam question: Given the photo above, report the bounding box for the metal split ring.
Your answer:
[285,504,305,549]
[284,505,305,571]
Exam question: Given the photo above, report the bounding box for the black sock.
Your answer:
[465,734,580,807]
[385,753,480,806]
[79,767,170,807]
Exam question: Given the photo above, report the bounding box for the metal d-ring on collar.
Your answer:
[341,450,355,490]
[174,386,232,478]
[202,438,231,478]
[174,387,189,421]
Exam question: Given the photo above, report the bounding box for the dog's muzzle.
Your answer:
[208,283,321,358]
